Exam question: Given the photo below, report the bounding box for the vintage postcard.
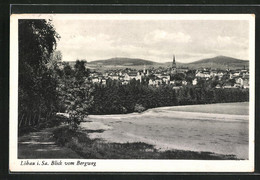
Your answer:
[10,14,255,172]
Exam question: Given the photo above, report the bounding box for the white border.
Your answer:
[9,14,255,172]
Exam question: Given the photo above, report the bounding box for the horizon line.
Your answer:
[61,55,249,63]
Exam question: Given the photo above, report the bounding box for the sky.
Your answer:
[51,18,250,63]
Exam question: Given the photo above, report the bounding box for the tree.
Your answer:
[57,59,93,128]
[74,60,89,82]
[19,20,60,69]
[52,50,62,62]
[18,19,60,129]
[172,73,185,81]
[60,78,93,129]
[185,70,196,83]
[134,104,146,113]
[63,62,73,77]
[228,78,236,86]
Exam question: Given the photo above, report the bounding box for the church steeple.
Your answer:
[172,54,176,69]
[171,54,177,75]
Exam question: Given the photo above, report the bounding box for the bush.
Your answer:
[134,104,146,113]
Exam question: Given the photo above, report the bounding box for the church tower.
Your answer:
[172,55,176,69]
[171,54,177,74]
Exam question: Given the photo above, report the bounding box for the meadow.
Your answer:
[79,102,249,159]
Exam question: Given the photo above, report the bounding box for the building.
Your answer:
[243,78,249,88]
[122,81,129,85]
[195,71,211,78]
[101,79,106,85]
[215,84,221,88]
[236,77,243,85]
[192,78,198,85]
[110,75,119,80]
[123,73,131,81]
[92,77,100,83]
[128,72,138,80]
[171,54,177,74]
[210,70,218,77]
[149,79,155,86]
[136,72,142,82]
[216,72,224,79]
[155,77,162,86]
[223,82,235,89]
[182,80,188,86]
[169,80,175,85]
[161,75,170,82]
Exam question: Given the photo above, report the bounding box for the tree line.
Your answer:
[88,79,249,115]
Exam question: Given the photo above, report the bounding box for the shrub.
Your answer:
[134,104,146,113]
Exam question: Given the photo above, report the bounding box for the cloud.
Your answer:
[57,33,114,61]
[216,35,248,49]
[204,35,249,59]
[52,19,250,63]
[144,30,191,45]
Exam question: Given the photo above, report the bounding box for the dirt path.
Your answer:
[18,126,81,159]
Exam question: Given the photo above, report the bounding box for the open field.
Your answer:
[153,102,249,115]
[80,102,249,159]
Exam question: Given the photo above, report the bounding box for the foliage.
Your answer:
[134,104,146,113]
[19,20,94,131]
[57,60,93,129]
[171,73,185,81]
[74,60,90,81]
[88,79,249,115]
[185,70,196,83]
[18,19,60,128]
[89,81,178,114]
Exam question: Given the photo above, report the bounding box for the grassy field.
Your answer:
[80,102,249,159]
[155,102,249,115]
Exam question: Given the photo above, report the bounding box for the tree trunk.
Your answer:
[32,113,37,126]
[28,113,32,126]
[38,107,41,123]
[19,113,25,128]
[49,110,53,119]
[24,114,28,127]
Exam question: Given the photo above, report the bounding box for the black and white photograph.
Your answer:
[9,14,255,172]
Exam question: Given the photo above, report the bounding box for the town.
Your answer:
[60,55,249,89]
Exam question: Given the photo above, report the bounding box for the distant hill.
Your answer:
[70,56,249,70]
[88,57,159,66]
[183,56,249,69]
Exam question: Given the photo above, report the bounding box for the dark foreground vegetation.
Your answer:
[18,19,61,131]
[52,126,239,160]
[18,19,91,131]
